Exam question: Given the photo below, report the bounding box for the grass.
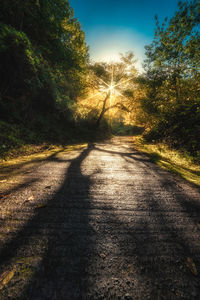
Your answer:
[133,136,200,187]
[0,142,87,167]
[1,126,199,188]
[0,143,88,190]
[0,119,109,162]
[0,142,88,162]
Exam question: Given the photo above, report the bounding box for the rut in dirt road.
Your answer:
[0,137,200,300]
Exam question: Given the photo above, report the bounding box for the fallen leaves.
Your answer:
[99,253,106,259]
[0,266,16,290]
[45,186,51,189]
[0,256,43,291]
[16,256,41,279]
[0,193,10,201]
[185,257,198,276]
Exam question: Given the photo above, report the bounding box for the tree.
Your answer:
[143,0,200,103]
[0,0,88,123]
[77,52,138,127]
[138,0,200,155]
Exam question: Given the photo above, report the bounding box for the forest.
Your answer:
[0,0,199,161]
[1,2,200,299]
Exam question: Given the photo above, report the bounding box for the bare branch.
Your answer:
[104,102,130,113]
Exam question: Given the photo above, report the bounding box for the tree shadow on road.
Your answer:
[0,140,200,299]
[91,144,200,299]
[0,144,97,299]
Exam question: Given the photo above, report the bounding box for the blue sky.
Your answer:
[70,0,180,70]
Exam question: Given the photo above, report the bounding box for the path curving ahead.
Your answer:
[0,137,200,299]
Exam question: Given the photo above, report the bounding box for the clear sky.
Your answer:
[70,0,180,71]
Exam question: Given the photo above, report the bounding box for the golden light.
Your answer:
[100,82,116,94]
[109,83,114,92]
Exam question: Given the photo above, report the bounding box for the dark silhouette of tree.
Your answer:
[87,52,138,127]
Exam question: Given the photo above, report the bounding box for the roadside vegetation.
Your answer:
[136,0,200,160]
[0,0,90,158]
[134,136,200,187]
[0,0,199,185]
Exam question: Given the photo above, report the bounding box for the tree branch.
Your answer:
[104,102,130,113]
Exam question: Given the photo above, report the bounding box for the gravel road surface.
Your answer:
[0,137,200,299]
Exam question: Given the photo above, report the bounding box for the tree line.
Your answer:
[138,0,200,157]
[0,0,88,145]
[0,0,199,158]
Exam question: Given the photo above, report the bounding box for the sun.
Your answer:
[109,83,114,92]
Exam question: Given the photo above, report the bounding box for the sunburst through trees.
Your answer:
[75,52,139,128]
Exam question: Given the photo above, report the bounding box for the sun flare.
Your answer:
[109,83,114,92]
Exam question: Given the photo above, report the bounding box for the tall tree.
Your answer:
[138,0,200,154]
[82,52,138,127]
[0,0,88,122]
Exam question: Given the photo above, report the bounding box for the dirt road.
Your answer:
[0,137,200,299]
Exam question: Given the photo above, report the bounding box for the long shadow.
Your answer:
[94,146,151,163]
[95,144,200,188]
[100,198,200,298]
[0,149,70,205]
[90,144,200,299]
[95,144,200,215]
[0,144,96,299]
[0,140,200,299]
[0,149,68,182]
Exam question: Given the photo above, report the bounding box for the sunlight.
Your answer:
[113,76,135,89]
[87,27,150,73]
[99,53,121,64]
[100,83,116,95]
[99,77,110,87]
[109,83,115,92]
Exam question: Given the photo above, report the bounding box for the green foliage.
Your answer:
[138,0,200,157]
[112,122,144,136]
[0,121,23,154]
[145,100,200,154]
[0,0,89,147]
[0,24,55,106]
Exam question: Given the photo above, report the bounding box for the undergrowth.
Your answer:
[134,136,200,187]
[0,119,110,161]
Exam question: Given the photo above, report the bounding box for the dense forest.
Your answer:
[139,0,200,157]
[0,0,88,149]
[0,0,199,159]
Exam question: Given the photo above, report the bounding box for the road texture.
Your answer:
[0,137,200,299]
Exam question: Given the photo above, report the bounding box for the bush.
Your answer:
[145,100,200,156]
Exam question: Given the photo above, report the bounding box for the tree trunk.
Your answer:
[96,92,110,127]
